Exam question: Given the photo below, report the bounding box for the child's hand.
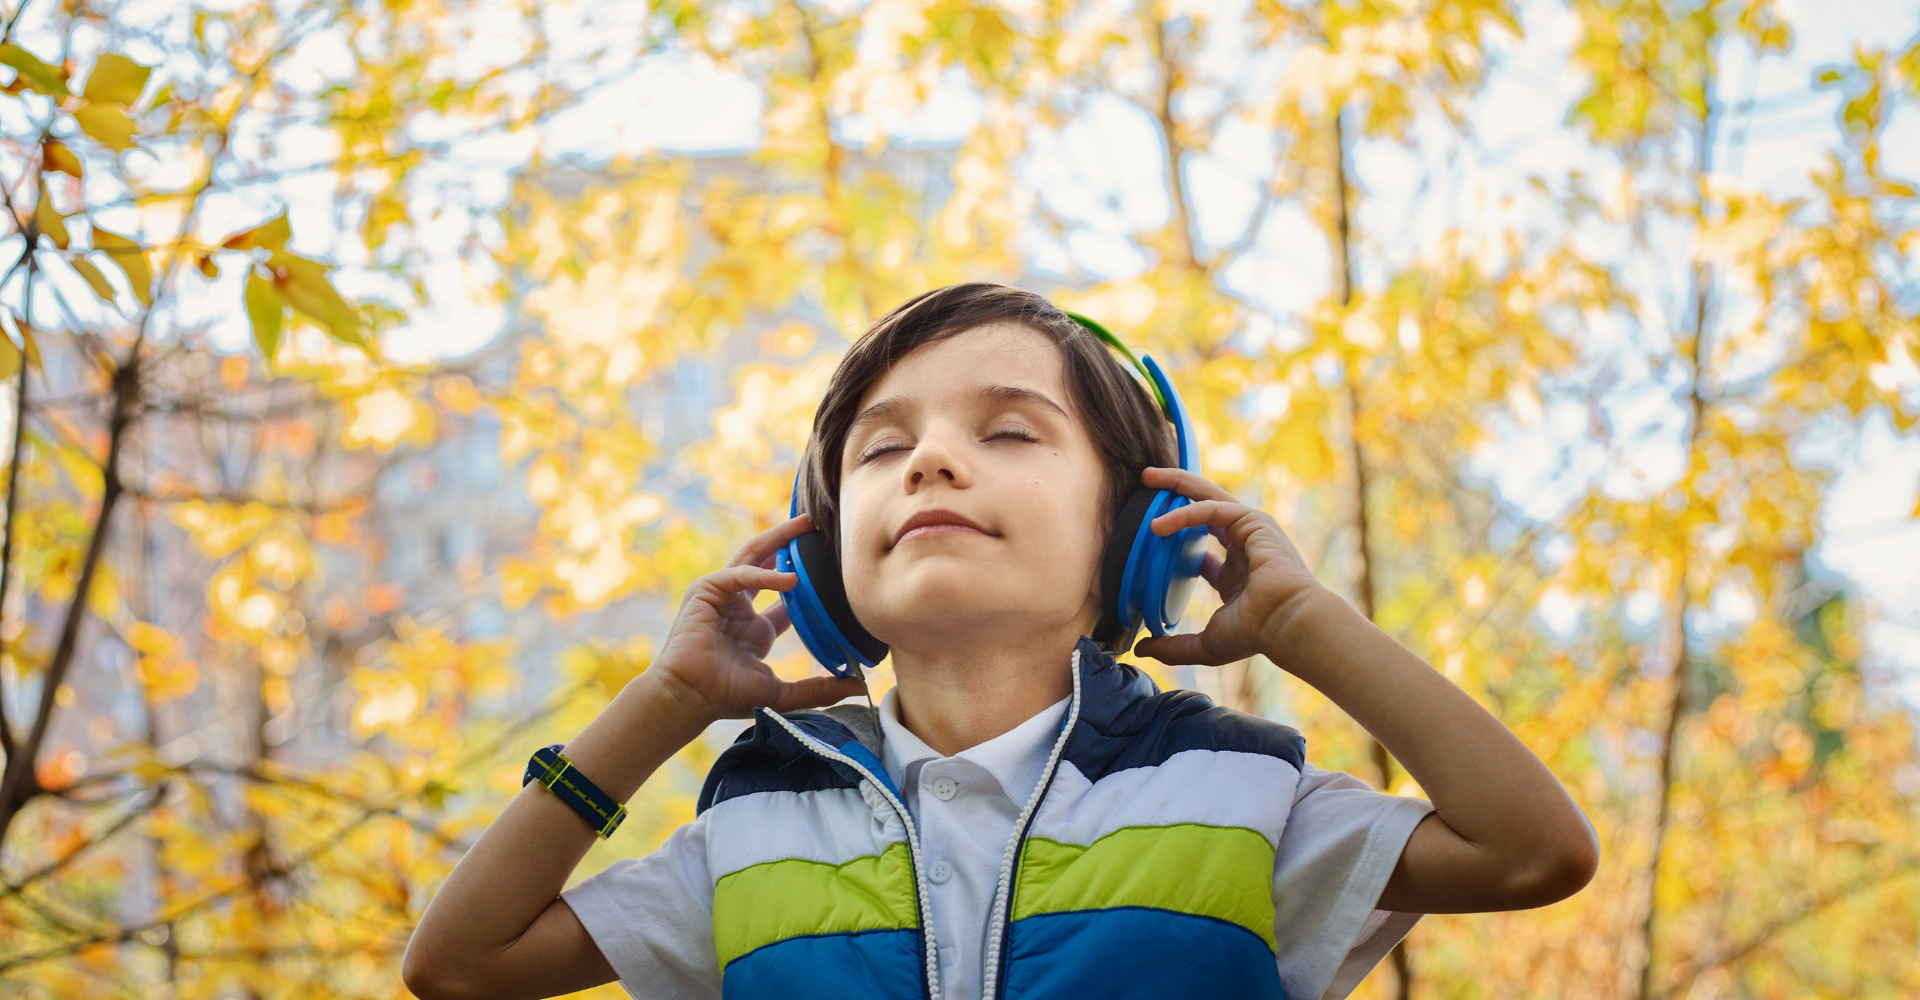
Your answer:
[644,515,868,723]
[1130,468,1329,666]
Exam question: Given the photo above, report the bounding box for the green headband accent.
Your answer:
[1064,310,1170,416]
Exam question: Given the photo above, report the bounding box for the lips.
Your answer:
[892,509,995,548]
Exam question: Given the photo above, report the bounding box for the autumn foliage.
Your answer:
[0,0,1916,997]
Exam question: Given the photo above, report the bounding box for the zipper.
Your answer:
[979,647,1085,1000]
[760,709,945,1000]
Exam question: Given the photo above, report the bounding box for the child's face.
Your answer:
[837,322,1109,651]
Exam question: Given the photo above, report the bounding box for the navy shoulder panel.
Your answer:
[1062,637,1306,783]
[696,709,868,814]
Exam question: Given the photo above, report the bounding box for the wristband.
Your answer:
[523,744,627,839]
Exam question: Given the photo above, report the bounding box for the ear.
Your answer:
[1090,488,1156,648]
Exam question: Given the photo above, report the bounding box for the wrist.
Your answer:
[1256,584,1358,680]
[622,665,719,746]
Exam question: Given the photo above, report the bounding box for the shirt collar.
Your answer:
[878,686,1071,806]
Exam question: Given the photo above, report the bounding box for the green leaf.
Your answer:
[92,227,151,307]
[73,101,139,152]
[35,180,68,249]
[0,43,69,98]
[246,269,285,362]
[269,251,364,347]
[70,257,116,302]
[82,53,151,105]
[225,213,292,252]
[43,140,82,177]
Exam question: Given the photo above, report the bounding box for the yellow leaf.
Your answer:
[0,43,68,97]
[126,621,179,656]
[73,101,138,152]
[88,562,120,618]
[70,257,115,302]
[42,139,82,177]
[81,53,151,105]
[92,227,150,306]
[269,250,363,346]
[225,213,291,252]
[137,654,199,704]
[0,335,17,381]
[246,270,285,361]
[35,180,68,249]
[168,500,280,557]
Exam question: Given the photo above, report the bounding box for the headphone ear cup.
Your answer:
[792,530,889,667]
[1093,489,1158,648]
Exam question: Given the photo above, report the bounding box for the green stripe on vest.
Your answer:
[712,841,919,967]
[1014,824,1278,950]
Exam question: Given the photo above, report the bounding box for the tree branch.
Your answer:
[0,337,138,839]
[1652,857,1920,1000]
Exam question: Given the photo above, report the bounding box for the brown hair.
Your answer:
[798,282,1176,556]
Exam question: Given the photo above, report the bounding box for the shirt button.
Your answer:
[928,861,952,885]
[930,776,959,800]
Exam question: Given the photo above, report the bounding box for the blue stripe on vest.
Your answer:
[721,928,928,1000]
[1000,907,1286,1000]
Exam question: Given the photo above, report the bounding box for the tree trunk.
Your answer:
[0,344,140,842]
[1332,105,1413,1000]
[1631,80,1718,1000]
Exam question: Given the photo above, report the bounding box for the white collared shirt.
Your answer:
[875,687,1071,1000]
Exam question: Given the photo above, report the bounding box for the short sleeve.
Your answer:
[562,816,722,1000]
[1272,763,1434,1000]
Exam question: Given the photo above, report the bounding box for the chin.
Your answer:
[855,564,1083,645]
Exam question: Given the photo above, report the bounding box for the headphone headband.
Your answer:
[1064,311,1170,416]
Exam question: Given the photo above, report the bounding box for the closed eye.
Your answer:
[987,427,1040,444]
[858,439,913,464]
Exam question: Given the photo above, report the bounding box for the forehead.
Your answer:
[856,322,1066,411]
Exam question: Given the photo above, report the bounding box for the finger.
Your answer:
[698,565,798,599]
[1133,631,1237,667]
[1141,467,1240,504]
[1149,498,1262,539]
[1199,551,1225,589]
[761,599,793,637]
[728,514,815,569]
[772,675,870,713]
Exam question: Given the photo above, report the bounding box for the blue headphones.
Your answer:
[777,312,1208,677]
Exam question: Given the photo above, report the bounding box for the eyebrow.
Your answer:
[977,384,1071,419]
[848,385,1070,435]
[848,396,910,435]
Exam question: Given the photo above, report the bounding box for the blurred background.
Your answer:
[0,0,1916,996]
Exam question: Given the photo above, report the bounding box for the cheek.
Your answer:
[836,470,901,582]
[1013,476,1108,580]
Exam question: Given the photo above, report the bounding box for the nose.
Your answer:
[901,429,973,494]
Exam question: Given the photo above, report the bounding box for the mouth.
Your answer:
[891,509,996,548]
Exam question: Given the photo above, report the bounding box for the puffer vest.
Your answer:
[694,637,1308,1000]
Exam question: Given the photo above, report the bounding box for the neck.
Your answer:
[887,622,1081,756]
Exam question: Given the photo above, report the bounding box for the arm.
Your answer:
[402,515,866,1000]
[1133,468,1599,914]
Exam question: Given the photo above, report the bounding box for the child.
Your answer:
[404,283,1598,1000]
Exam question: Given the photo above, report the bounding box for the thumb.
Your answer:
[772,675,871,713]
[1133,631,1231,667]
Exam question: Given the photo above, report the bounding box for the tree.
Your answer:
[3,0,1917,996]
